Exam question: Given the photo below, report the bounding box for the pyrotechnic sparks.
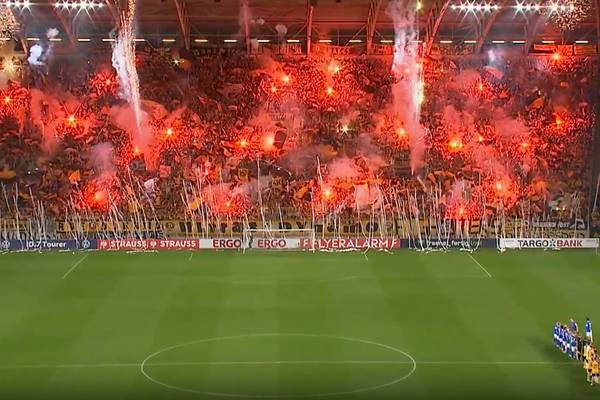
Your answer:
[94,190,104,202]
[556,116,563,127]
[548,0,591,30]
[111,0,144,144]
[388,0,426,172]
[0,5,19,40]
[448,138,463,152]
[266,134,275,147]
[2,58,14,72]
[82,178,119,211]
[327,60,341,75]
[90,71,117,96]
[0,82,27,117]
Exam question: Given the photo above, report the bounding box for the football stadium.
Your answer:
[0,0,599,399]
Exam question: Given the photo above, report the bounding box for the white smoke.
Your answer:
[89,142,116,175]
[27,44,43,66]
[328,157,361,180]
[387,0,426,173]
[46,28,59,39]
[27,28,62,66]
[354,184,382,209]
[275,24,287,41]
[111,1,143,142]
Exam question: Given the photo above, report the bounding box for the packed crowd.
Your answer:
[0,46,596,231]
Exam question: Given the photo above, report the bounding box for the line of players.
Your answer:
[554,318,597,385]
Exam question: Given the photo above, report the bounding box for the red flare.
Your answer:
[67,115,77,127]
[448,138,463,151]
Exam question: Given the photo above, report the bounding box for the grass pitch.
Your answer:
[0,249,598,400]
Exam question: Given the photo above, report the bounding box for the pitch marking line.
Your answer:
[0,360,578,370]
[140,333,417,398]
[192,275,487,286]
[467,253,492,278]
[61,253,89,280]
[188,252,194,262]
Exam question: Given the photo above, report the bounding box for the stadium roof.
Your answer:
[12,0,600,51]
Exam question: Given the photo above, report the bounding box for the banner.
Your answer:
[406,238,496,249]
[311,44,363,57]
[199,238,301,250]
[252,44,304,56]
[300,238,401,250]
[499,238,599,249]
[3,237,595,252]
[201,238,400,250]
[97,239,200,251]
[533,44,557,53]
[200,238,244,249]
[574,44,597,55]
[1,239,97,251]
[556,44,573,56]
[191,47,244,57]
[370,44,394,56]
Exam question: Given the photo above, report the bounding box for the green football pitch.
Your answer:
[0,249,598,400]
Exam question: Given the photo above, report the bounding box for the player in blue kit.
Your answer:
[571,318,579,333]
[586,318,593,343]
[567,330,574,358]
[558,324,564,352]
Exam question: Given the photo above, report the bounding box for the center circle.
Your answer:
[140,333,416,398]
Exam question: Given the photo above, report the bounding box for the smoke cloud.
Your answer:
[387,0,426,174]
[89,142,116,176]
[27,44,43,66]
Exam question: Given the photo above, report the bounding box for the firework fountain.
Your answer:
[387,0,426,174]
[111,0,144,147]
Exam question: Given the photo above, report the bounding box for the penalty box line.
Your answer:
[467,253,493,278]
[62,253,89,280]
[0,360,578,370]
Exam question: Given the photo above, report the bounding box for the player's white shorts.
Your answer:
[586,331,593,341]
